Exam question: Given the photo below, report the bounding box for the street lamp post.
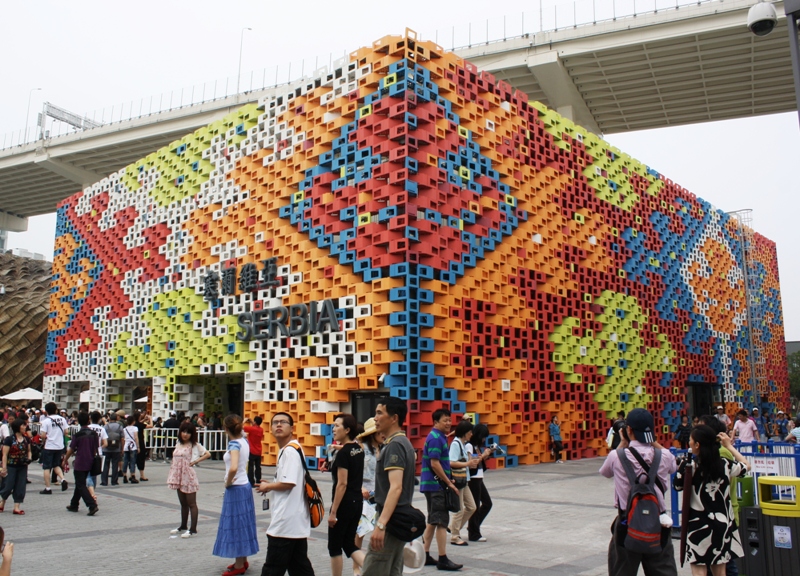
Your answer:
[237,27,253,94]
[785,0,800,127]
[24,88,42,144]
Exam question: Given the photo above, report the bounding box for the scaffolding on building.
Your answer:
[729,209,766,410]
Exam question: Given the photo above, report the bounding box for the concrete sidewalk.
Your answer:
[6,456,693,575]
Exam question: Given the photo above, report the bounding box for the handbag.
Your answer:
[450,439,468,489]
[91,454,102,476]
[436,477,461,513]
[385,503,427,542]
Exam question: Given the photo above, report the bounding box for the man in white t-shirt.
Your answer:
[733,409,759,444]
[0,414,13,442]
[39,402,69,494]
[714,406,732,431]
[256,412,314,575]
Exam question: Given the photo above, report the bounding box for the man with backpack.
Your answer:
[599,408,677,576]
[101,413,123,486]
[255,412,315,575]
[39,402,69,494]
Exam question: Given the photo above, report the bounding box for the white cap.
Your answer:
[403,540,425,573]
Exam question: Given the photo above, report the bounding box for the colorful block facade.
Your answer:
[46,31,788,466]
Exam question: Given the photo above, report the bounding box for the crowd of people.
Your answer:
[669,405,800,448]
[1,396,794,576]
[209,402,498,575]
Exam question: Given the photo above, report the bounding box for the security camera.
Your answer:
[747,2,778,36]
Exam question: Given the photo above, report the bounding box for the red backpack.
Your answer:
[617,447,664,554]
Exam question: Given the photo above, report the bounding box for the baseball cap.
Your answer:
[752,407,759,412]
[778,410,785,414]
[169,411,177,417]
[626,408,655,444]
[716,405,724,410]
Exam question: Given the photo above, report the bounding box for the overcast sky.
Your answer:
[2,0,798,339]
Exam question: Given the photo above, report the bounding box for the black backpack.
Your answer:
[617,447,664,555]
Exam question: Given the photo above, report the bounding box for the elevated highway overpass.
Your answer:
[0,0,796,230]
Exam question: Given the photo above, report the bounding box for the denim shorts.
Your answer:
[40,448,63,470]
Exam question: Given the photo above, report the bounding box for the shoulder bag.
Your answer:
[436,476,461,513]
[450,438,468,489]
[386,503,426,541]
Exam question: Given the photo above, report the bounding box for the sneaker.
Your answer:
[556,460,564,464]
[61,479,69,491]
[170,527,187,535]
[87,506,99,516]
[66,506,79,512]
[436,558,463,571]
[180,530,195,538]
[130,478,139,484]
[39,489,52,495]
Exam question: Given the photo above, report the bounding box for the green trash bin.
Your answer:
[736,476,755,514]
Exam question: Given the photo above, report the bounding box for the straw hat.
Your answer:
[357,417,378,439]
[403,540,425,573]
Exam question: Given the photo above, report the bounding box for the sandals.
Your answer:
[451,538,469,546]
[13,509,24,515]
[225,561,249,571]
[0,501,4,512]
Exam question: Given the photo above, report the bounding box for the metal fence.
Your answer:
[27,422,228,455]
[143,428,228,455]
[669,442,800,529]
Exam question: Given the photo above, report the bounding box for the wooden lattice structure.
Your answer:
[0,252,51,395]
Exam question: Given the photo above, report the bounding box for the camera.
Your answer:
[747,2,778,37]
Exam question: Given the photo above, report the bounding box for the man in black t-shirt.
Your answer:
[362,398,417,576]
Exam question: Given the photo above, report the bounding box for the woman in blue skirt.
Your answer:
[213,414,259,576]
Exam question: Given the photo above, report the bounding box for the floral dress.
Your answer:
[675,458,746,565]
[167,443,199,493]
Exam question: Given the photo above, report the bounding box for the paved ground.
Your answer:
[5,456,694,575]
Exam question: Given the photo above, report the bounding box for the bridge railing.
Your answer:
[1,0,722,152]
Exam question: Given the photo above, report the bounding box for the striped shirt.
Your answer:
[420,428,450,492]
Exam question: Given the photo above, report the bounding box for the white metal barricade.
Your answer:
[143,428,227,454]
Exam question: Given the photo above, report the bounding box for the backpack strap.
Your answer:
[616,447,663,492]
[616,447,641,489]
[627,446,665,493]
[280,441,308,472]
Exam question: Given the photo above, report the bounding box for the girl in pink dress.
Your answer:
[167,422,210,538]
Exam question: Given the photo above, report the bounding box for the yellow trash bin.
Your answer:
[756,476,800,575]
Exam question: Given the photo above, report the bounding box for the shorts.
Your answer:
[41,448,63,470]
[424,490,449,527]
